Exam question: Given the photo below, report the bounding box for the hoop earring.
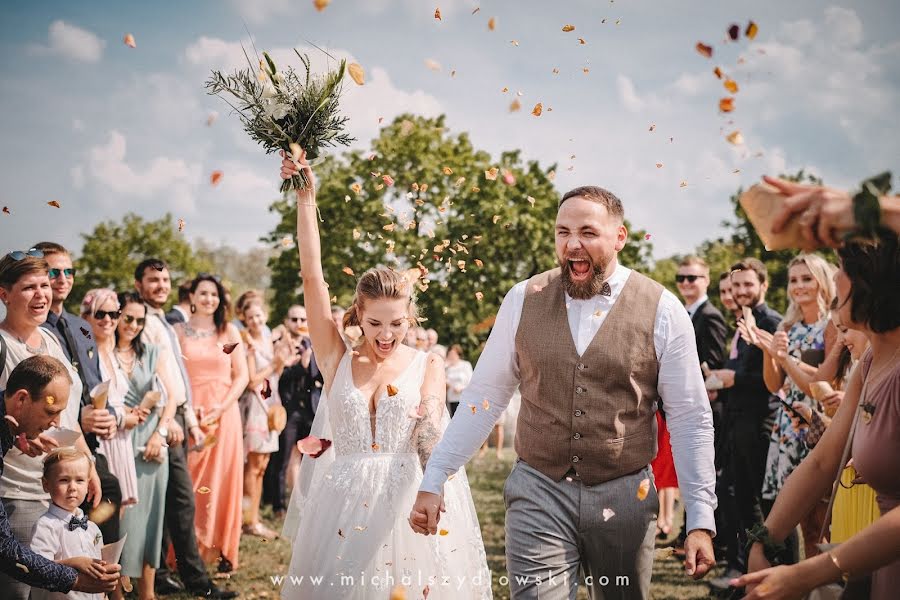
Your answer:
[190,304,196,314]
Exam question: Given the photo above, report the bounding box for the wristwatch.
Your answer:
[156,426,169,439]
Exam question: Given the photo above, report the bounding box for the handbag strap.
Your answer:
[0,332,7,381]
[817,362,871,541]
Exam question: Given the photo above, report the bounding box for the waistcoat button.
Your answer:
[572,456,580,463]
[575,386,585,394]
[576,363,585,371]
[573,432,582,439]
[574,409,583,417]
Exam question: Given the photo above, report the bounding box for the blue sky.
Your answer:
[2,0,899,259]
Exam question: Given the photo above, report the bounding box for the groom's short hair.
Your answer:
[558,186,625,222]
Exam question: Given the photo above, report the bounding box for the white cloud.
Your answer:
[29,20,104,63]
[72,118,85,132]
[87,130,200,211]
[70,166,84,189]
[230,0,293,25]
[825,6,864,47]
[616,75,644,112]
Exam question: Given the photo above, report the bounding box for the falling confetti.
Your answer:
[485,167,498,180]
[297,435,333,458]
[713,66,724,79]
[348,63,365,86]
[482,399,490,410]
[503,170,516,185]
[123,33,136,48]
[342,267,354,276]
[727,24,740,41]
[439,529,449,536]
[434,7,441,20]
[475,291,484,301]
[719,97,735,112]
[648,124,656,132]
[724,79,739,93]
[198,486,211,494]
[509,99,521,112]
[424,58,441,72]
[47,200,61,208]
[531,102,543,116]
[487,17,496,31]
[313,0,330,11]
[602,508,615,521]
[210,171,223,186]
[206,111,218,126]
[679,181,688,188]
[386,384,399,396]
[578,37,587,44]
[389,585,408,600]
[745,21,759,40]
[222,342,239,354]
[726,130,744,145]
[562,25,575,32]
[2,206,9,214]
[644,233,652,240]
[80,327,91,338]
[636,477,651,500]
[382,174,395,187]
[695,42,713,58]
[655,163,663,168]
[177,218,185,232]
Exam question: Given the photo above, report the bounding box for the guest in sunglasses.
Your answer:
[0,249,102,600]
[113,292,179,600]
[33,242,124,550]
[81,289,144,510]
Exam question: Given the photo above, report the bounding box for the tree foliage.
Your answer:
[72,213,212,311]
[265,114,653,355]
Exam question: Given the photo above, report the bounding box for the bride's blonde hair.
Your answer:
[342,268,419,332]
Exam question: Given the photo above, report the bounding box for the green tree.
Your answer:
[72,213,212,310]
[194,238,273,301]
[265,114,653,355]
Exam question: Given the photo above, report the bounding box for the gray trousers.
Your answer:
[0,497,50,600]
[504,460,658,600]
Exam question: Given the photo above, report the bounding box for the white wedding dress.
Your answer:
[281,349,492,599]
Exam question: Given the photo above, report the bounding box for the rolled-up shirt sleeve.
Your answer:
[0,497,77,592]
[655,292,718,534]
[420,282,525,495]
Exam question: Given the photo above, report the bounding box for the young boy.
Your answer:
[30,448,105,600]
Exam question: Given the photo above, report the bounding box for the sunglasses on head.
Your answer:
[675,274,704,283]
[93,310,122,321]
[196,272,222,283]
[122,314,145,326]
[48,268,76,279]
[7,248,44,261]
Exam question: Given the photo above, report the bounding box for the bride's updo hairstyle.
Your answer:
[342,268,419,333]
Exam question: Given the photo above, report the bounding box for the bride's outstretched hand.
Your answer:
[280,148,315,205]
[409,491,445,535]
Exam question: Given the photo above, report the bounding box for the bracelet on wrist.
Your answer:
[827,551,850,583]
[849,171,891,239]
[746,524,787,566]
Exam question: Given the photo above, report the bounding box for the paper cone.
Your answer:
[738,183,807,251]
[90,381,110,410]
[741,306,760,345]
[809,381,835,402]
[140,390,162,412]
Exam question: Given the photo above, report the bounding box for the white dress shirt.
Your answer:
[422,263,718,533]
[30,503,103,600]
[684,295,709,319]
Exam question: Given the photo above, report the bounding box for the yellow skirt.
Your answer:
[830,465,881,543]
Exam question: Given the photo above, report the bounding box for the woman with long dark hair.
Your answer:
[176,274,248,574]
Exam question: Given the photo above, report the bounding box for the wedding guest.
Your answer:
[444,344,472,418]
[718,271,741,320]
[748,254,837,559]
[232,290,265,332]
[177,274,248,574]
[34,242,122,547]
[330,305,345,331]
[414,327,429,350]
[30,448,103,600]
[708,258,783,589]
[240,299,293,540]
[134,259,233,599]
[430,344,447,359]
[0,356,118,595]
[164,281,192,326]
[0,251,102,600]
[115,292,177,600]
[425,328,438,350]
[736,232,900,600]
[80,290,141,508]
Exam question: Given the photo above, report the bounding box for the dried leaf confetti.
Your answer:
[679,181,688,188]
[636,477,651,501]
[724,78,739,93]
[728,24,740,41]
[726,130,744,145]
[488,17,496,31]
[123,33,136,48]
[348,63,365,86]
[509,99,521,112]
[439,529,449,536]
[531,102,543,116]
[342,267,354,276]
[313,0,330,11]
[222,342,239,354]
[210,171,223,186]
[2,206,9,214]
[485,167,498,180]
[386,384,399,396]
[475,291,484,301]
[198,486,211,494]
[434,7,441,20]
[695,42,713,58]
[47,201,61,208]
[562,25,575,32]
[602,507,615,521]
[719,97,735,112]
[177,218,185,232]
[297,435,333,458]
[655,163,663,168]
[745,21,759,40]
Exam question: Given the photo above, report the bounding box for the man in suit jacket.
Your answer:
[164,280,192,325]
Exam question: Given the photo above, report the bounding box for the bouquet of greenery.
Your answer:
[205,48,354,192]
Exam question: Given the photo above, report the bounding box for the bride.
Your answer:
[278,151,492,599]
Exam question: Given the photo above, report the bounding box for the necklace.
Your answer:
[0,324,42,354]
[185,323,216,339]
[860,343,900,425]
[114,346,138,375]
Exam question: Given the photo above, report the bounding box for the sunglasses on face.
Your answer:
[7,248,44,261]
[122,314,146,326]
[93,310,122,321]
[48,268,76,279]
[675,274,704,283]
[289,316,308,323]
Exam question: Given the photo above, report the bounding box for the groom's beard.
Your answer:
[559,253,609,300]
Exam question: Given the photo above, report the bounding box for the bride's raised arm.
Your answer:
[280,150,346,380]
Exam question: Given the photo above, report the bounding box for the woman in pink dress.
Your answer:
[177,274,248,574]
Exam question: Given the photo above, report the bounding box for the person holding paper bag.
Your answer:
[113,292,177,600]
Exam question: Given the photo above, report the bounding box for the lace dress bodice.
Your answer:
[328,349,427,456]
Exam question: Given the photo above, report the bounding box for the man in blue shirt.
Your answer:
[34,242,123,545]
[0,354,119,594]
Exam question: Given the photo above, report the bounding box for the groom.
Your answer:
[410,186,717,598]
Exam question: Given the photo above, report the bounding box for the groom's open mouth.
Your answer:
[567,257,592,282]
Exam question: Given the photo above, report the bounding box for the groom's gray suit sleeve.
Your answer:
[420,282,527,495]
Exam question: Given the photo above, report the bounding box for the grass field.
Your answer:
[161,451,717,599]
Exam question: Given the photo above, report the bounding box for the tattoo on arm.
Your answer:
[416,394,444,469]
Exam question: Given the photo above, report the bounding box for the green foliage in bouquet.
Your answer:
[205,47,354,192]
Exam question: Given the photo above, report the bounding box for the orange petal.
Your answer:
[222,342,239,354]
[713,66,723,79]
[745,21,759,40]
[509,99,521,112]
[210,170,223,186]
[562,25,575,32]
[123,33,136,48]
[726,130,744,145]
[531,102,543,116]
[442,166,453,175]
[719,97,735,112]
[348,63,365,86]
[47,200,61,208]
[342,267,354,276]
[695,42,713,58]
[636,477,651,500]
[723,78,739,93]
[198,486,211,494]
[386,384,399,396]
[313,0,330,11]
[488,17,496,31]
[296,435,333,458]
[438,529,449,536]
[389,585,408,600]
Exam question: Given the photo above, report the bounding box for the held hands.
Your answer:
[189,425,205,448]
[123,406,149,430]
[143,431,165,461]
[168,419,185,446]
[408,490,446,536]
